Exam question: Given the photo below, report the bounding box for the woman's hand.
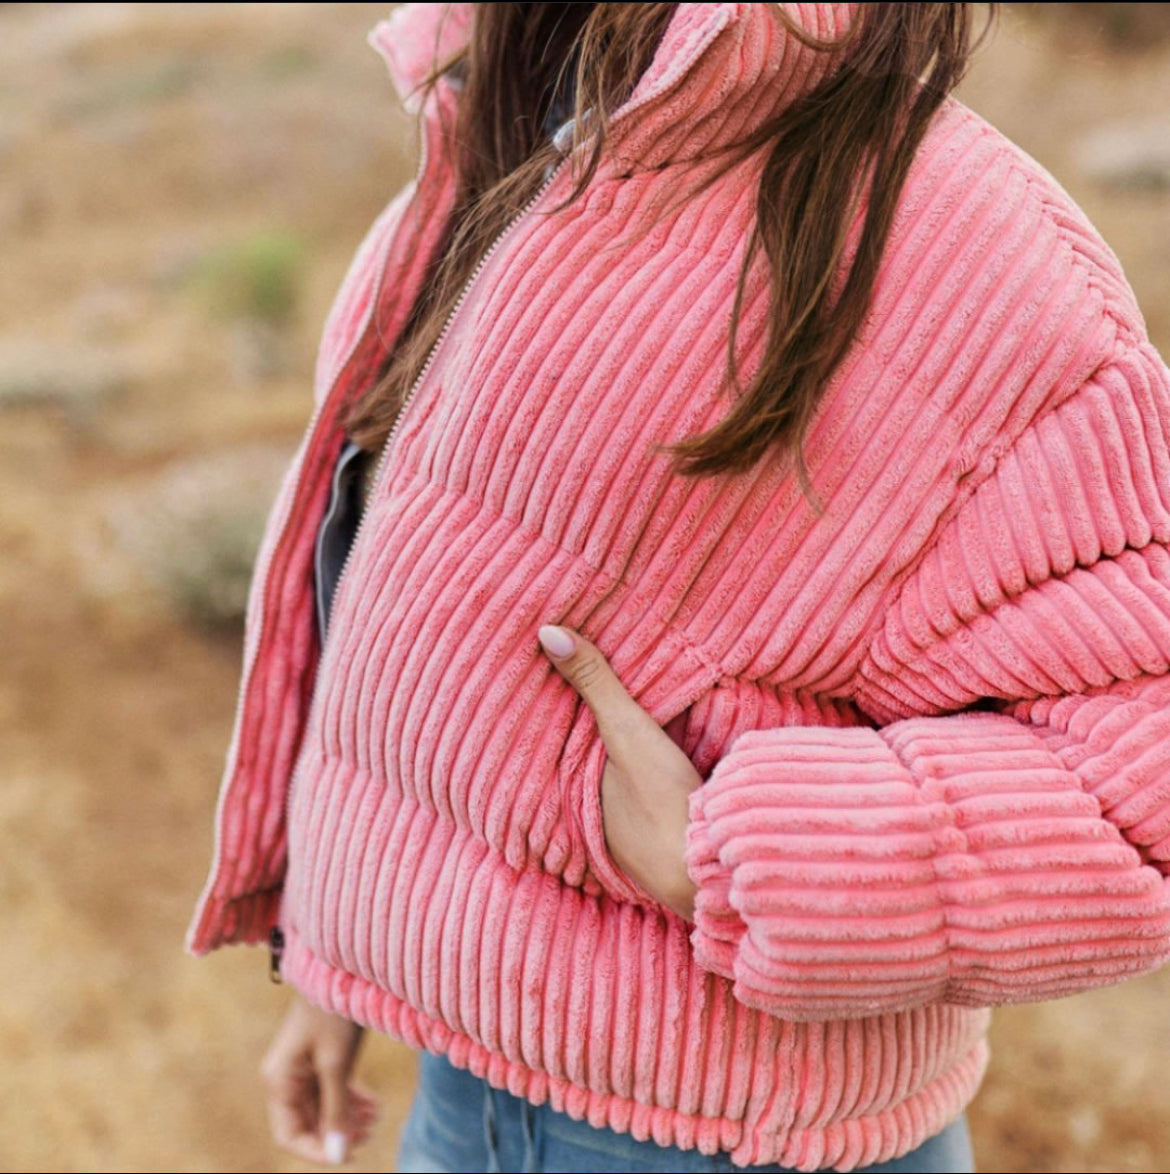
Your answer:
[261,992,378,1165]
[538,624,700,920]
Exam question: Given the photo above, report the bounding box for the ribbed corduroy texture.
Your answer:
[189,5,1170,1169]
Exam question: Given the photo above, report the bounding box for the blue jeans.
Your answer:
[396,1052,976,1173]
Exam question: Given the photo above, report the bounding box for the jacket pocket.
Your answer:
[556,622,720,907]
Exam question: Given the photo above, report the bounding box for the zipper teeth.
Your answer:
[281,156,571,837]
[321,156,570,630]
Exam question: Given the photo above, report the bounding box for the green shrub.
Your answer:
[191,231,306,327]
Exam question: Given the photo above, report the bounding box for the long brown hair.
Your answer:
[345,3,990,492]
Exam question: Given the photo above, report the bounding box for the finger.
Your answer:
[316,1050,351,1164]
[350,1086,380,1116]
[349,1091,379,1135]
[264,1051,319,1153]
[351,1102,377,1128]
[286,1130,335,1165]
[267,1091,307,1153]
[538,625,658,748]
[267,1092,331,1165]
[349,1104,376,1148]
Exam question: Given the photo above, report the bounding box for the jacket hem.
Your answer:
[281,926,989,1172]
[186,887,282,956]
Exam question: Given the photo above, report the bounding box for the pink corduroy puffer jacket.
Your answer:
[189,4,1170,1169]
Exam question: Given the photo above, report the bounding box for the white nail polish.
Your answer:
[324,1130,347,1165]
[538,624,575,658]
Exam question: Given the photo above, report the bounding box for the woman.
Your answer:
[188,4,1170,1171]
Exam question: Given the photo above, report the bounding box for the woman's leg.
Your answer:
[395,1052,494,1173]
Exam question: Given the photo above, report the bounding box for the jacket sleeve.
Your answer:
[685,337,1170,1020]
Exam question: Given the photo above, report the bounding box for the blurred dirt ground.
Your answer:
[0,4,1167,1172]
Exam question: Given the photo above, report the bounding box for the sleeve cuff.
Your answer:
[684,724,954,1019]
[683,714,1170,1019]
[685,790,748,980]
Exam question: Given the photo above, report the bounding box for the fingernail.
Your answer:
[324,1131,347,1165]
[538,624,576,659]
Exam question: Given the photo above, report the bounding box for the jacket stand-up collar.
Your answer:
[368,3,858,173]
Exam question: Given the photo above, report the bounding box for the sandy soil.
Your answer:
[0,5,1167,1172]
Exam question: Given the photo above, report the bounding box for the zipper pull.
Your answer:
[268,926,285,984]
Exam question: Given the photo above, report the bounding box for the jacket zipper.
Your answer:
[321,157,572,615]
[268,926,285,983]
[254,8,736,978]
[267,156,572,982]
[312,10,738,633]
[308,7,739,654]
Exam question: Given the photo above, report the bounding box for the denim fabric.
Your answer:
[396,1052,976,1174]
